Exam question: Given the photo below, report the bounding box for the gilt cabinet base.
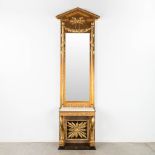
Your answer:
[59,115,95,150]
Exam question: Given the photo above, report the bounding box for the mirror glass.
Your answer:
[66,33,90,101]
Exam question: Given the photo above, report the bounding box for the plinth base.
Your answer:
[58,143,96,150]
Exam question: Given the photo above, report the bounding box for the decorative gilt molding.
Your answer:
[60,111,95,117]
[70,17,85,25]
[64,27,91,33]
[90,116,95,146]
[56,7,100,20]
[59,116,65,146]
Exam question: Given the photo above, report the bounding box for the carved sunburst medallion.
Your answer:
[67,121,87,139]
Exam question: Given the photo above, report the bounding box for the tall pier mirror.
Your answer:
[56,7,100,150]
[66,33,90,101]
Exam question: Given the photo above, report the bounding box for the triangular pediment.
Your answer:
[56,7,100,20]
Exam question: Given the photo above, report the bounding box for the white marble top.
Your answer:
[59,107,95,112]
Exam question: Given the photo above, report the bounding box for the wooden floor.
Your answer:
[0,142,155,155]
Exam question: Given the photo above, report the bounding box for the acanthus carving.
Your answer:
[63,16,92,32]
[90,117,95,146]
[67,121,87,139]
[59,116,65,146]
[70,17,85,25]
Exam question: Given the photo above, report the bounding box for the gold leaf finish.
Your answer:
[67,121,87,139]
[70,17,85,25]
[56,7,99,148]
[64,27,91,33]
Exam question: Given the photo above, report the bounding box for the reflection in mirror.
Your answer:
[66,33,90,101]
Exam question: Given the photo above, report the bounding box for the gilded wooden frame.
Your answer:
[56,7,99,149]
[57,8,99,107]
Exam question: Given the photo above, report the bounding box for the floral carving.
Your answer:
[67,121,87,139]
[70,17,85,25]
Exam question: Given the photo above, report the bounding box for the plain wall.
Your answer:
[0,0,155,142]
